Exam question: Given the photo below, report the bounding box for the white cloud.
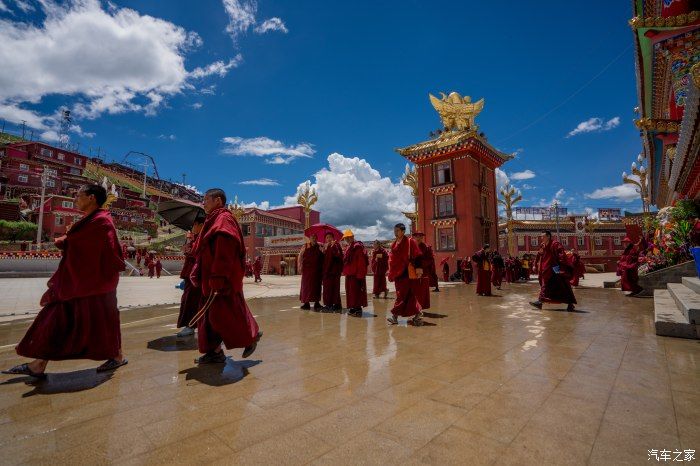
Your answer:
[189,55,242,79]
[567,117,620,137]
[158,134,176,140]
[221,136,315,164]
[199,85,216,95]
[495,168,509,191]
[14,0,33,13]
[222,0,287,43]
[510,169,536,181]
[191,102,203,109]
[282,153,414,240]
[0,0,237,127]
[583,207,599,220]
[0,1,11,13]
[550,188,566,204]
[175,183,201,194]
[239,178,280,186]
[254,17,287,34]
[585,183,640,202]
[242,200,271,210]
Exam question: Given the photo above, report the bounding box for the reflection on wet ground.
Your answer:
[0,282,698,464]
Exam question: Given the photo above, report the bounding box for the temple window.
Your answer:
[595,236,602,246]
[436,194,454,217]
[437,227,455,251]
[614,236,621,245]
[577,237,584,247]
[433,162,452,185]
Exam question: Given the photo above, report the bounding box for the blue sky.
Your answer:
[0,0,645,236]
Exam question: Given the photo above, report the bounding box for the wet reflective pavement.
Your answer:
[0,281,698,465]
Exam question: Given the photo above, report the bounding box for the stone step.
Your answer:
[654,290,699,339]
[668,282,700,325]
[682,276,700,294]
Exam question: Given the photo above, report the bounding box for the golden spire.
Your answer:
[402,164,419,230]
[498,183,522,256]
[296,181,318,229]
[429,92,484,132]
[228,195,245,220]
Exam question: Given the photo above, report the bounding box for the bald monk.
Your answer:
[342,229,369,317]
[472,244,492,296]
[190,188,262,364]
[371,240,389,299]
[176,212,205,338]
[299,234,324,310]
[530,230,577,311]
[322,232,343,311]
[387,223,424,326]
[3,184,127,378]
[617,237,645,296]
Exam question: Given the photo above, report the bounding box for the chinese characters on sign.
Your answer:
[648,449,695,462]
[514,206,568,220]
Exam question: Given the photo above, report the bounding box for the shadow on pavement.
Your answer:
[179,358,261,386]
[147,335,198,352]
[0,368,115,396]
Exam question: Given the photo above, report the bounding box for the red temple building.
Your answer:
[631,2,700,206]
[396,92,512,273]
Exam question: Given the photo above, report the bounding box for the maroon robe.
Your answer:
[16,209,125,361]
[569,253,585,286]
[178,236,201,328]
[537,241,577,304]
[416,242,431,309]
[299,243,323,303]
[322,242,343,308]
[462,260,473,284]
[343,241,368,309]
[155,259,162,278]
[504,258,514,283]
[371,247,389,296]
[617,244,642,293]
[388,236,423,317]
[472,250,492,295]
[421,244,438,288]
[253,257,262,281]
[491,255,504,287]
[190,208,259,353]
[441,258,450,282]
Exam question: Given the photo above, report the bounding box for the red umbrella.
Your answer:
[305,223,342,242]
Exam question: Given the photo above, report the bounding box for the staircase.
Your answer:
[262,254,271,274]
[654,276,700,339]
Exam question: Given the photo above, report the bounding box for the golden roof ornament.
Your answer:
[228,195,245,220]
[429,92,484,132]
[296,181,318,229]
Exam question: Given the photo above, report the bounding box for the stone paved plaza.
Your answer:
[0,281,698,465]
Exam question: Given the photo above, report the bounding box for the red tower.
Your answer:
[396,92,511,274]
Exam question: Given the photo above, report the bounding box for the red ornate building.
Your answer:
[396,92,511,273]
[631,1,700,206]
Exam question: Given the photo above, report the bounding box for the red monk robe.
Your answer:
[155,259,162,278]
[178,235,202,328]
[299,242,324,307]
[462,260,473,284]
[190,207,260,354]
[253,256,262,282]
[388,235,423,318]
[491,254,505,288]
[322,241,343,309]
[472,249,492,296]
[536,240,577,306]
[371,246,389,297]
[441,257,450,282]
[343,240,368,311]
[16,209,125,361]
[416,242,432,309]
[423,243,439,290]
[569,251,585,286]
[617,240,643,294]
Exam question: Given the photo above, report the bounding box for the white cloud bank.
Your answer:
[510,169,536,181]
[283,153,414,240]
[0,0,239,135]
[567,117,620,137]
[585,183,640,202]
[239,178,280,186]
[222,136,315,164]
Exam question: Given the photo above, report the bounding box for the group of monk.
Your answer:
[2,186,262,378]
[244,256,263,282]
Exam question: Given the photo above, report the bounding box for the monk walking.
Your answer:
[155,257,162,278]
[371,240,389,299]
[322,232,343,311]
[617,237,644,296]
[387,223,424,326]
[299,234,324,310]
[191,188,262,364]
[253,256,263,282]
[569,250,585,286]
[530,231,577,311]
[462,258,473,284]
[412,232,432,310]
[176,213,205,338]
[3,184,127,378]
[472,244,492,296]
[441,257,450,282]
[342,230,369,317]
[491,251,504,290]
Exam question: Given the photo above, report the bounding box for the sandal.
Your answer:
[195,351,226,364]
[1,363,46,379]
[97,358,129,372]
[242,331,263,359]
